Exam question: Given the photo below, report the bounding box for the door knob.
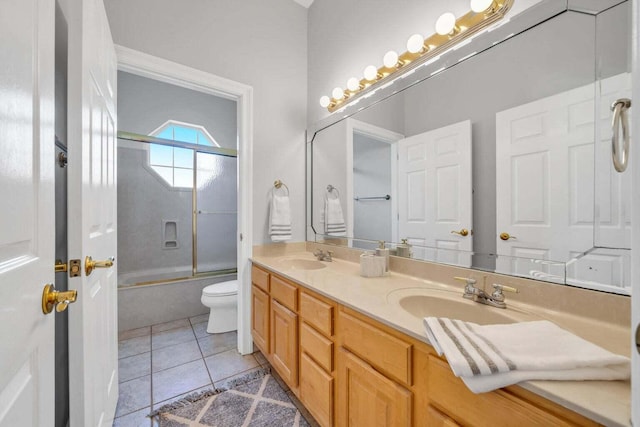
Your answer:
[451,228,470,237]
[499,232,516,241]
[85,256,115,276]
[42,284,77,314]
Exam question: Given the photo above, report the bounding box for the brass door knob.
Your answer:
[451,228,470,237]
[499,232,516,241]
[85,256,115,276]
[42,284,77,314]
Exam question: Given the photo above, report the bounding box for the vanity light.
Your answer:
[435,12,459,36]
[319,0,514,112]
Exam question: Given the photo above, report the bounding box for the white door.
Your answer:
[495,83,596,282]
[0,0,56,425]
[397,120,472,266]
[66,0,119,425]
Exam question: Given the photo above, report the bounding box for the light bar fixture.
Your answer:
[319,0,514,112]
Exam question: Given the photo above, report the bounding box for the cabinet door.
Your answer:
[271,299,298,386]
[300,352,333,427]
[426,406,461,427]
[251,285,270,354]
[337,348,411,427]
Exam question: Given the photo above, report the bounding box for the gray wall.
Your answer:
[118,71,237,149]
[105,0,308,244]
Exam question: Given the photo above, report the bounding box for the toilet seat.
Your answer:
[202,280,238,297]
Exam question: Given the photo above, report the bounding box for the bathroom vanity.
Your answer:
[250,244,630,427]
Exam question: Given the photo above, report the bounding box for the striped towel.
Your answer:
[423,318,630,393]
[269,194,291,242]
[324,196,346,236]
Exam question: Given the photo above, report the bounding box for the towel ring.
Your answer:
[274,179,289,196]
[611,98,631,173]
[326,184,340,199]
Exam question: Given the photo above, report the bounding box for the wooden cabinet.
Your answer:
[300,351,333,427]
[337,347,412,427]
[270,299,298,386]
[251,285,269,354]
[426,406,461,427]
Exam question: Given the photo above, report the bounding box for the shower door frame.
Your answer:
[115,46,255,355]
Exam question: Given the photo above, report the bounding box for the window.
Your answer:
[148,121,219,188]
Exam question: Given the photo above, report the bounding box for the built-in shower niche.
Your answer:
[162,220,179,249]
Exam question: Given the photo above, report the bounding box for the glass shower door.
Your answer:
[195,151,238,274]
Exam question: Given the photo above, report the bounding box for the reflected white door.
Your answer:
[397,120,472,266]
[495,84,595,280]
[0,0,56,425]
[66,0,119,425]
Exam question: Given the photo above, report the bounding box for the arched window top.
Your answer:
[150,120,219,147]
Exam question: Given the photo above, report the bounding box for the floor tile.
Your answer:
[204,349,259,383]
[212,366,265,390]
[152,359,212,403]
[115,376,151,418]
[189,313,209,325]
[191,321,210,339]
[119,335,151,359]
[112,407,151,427]
[151,385,212,410]
[119,326,150,342]
[197,331,237,357]
[151,325,195,350]
[151,318,190,334]
[119,352,151,383]
[152,340,201,373]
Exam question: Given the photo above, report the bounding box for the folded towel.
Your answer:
[423,318,630,393]
[324,196,346,236]
[269,194,291,242]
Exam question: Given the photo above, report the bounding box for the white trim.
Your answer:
[345,118,404,246]
[115,45,255,355]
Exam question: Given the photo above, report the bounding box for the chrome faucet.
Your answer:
[453,276,518,309]
[313,249,333,262]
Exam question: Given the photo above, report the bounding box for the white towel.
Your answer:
[269,194,291,242]
[423,318,630,393]
[324,196,346,236]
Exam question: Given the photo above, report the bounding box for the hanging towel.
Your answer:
[423,318,630,393]
[324,196,346,236]
[269,193,292,242]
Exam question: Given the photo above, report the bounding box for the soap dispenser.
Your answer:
[375,240,390,273]
[397,239,412,258]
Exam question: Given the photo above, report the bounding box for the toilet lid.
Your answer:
[203,280,238,297]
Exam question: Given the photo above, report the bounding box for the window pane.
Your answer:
[173,126,198,144]
[151,165,173,186]
[150,144,173,166]
[197,131,214,146]
[156,127,174,140]
[174,147,194,168]
[174,168,194,188]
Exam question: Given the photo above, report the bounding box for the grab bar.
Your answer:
[354,195,391,201]
[611,98,631,173]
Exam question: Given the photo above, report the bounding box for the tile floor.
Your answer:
[112,314,269,427]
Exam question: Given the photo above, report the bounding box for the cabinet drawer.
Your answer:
[301,321,333,372]
[300,291,333,336]
[271,275,297,311]
[339,311,411,385]
[300,352,333,427]
[427,356,584,427]
[251,265,270,292]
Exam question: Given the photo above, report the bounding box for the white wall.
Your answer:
[104,0,308,244]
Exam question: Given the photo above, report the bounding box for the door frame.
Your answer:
[345,119,404,244]
[115,46,255,355]
[631,0,639,421]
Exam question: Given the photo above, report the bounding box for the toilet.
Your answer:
[201,280,238,334]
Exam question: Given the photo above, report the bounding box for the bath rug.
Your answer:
[149,367,312,426]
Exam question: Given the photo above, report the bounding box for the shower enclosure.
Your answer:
[116,132,238,287]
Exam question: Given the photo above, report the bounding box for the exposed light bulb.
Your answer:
[435,12,457,36]
[383,50,399,68]
[332,87,344,100]
[470,0,495,13]
[363,65,378,81]
[347,77,361,92]
[406,34,425,54]
[319,96,331,108]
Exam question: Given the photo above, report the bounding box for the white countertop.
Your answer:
[251,250,631,427]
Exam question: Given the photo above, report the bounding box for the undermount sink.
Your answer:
[278,258,327,270]
[388,288,537,325]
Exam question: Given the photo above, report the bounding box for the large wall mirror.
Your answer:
[307,0,632,295]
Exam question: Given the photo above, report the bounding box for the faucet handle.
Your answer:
[454,276,477,285]
[492,283,519,293]
[454,276,478,299]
